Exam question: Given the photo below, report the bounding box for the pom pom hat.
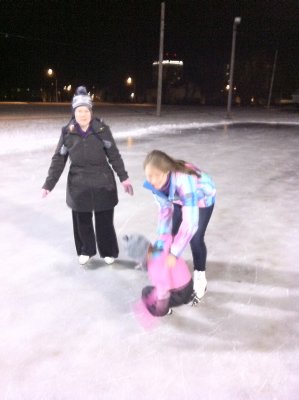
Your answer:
[72,86,93,110]
[122,234,151,268]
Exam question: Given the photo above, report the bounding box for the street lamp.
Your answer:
[126,76,135,101]
[47,68,58,102]
[227,16,241,118]
[63,84,72,92]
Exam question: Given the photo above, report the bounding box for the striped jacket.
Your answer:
[143,165,216,257]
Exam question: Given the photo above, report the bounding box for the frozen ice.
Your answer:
[0,103,298,400]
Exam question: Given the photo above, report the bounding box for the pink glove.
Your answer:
[122,179,134,196]
[41,188,50,198]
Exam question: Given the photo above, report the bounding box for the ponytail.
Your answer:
[144,150,200,177]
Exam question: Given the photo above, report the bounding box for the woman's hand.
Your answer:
[41,189,50,198]
[122,179,134,196]
[166,253,177,268]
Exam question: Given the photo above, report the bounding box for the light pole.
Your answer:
[227,17,241,118]
[156,2,165,116]
[267,50,278,109]
[47,68,58,102]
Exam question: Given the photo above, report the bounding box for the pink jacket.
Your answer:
[147,234,191,299]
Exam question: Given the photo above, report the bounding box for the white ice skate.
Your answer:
[104,257,115,265]
[193,270,207,300]
[79,255,90,265]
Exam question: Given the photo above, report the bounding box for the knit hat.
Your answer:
[122,234,151,268]
[72,86,93,110]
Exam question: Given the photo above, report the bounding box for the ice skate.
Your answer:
[188,290,201,306]
[193,270,207,300]
[104,257,115,265]
[79,255,90,265]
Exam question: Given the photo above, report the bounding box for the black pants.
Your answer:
[172,203,214,272]
[72,209,119,258]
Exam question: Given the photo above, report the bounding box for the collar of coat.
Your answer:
[143,175,176,201]
[66,117,106,135]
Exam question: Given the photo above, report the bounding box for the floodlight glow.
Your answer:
[152,60,183,66]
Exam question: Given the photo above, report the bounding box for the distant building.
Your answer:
[152,57,183,87]
[149,56,204,104]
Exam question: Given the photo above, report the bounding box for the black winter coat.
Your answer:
[43,118,129,212]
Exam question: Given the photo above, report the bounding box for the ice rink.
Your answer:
[0,104,298,399]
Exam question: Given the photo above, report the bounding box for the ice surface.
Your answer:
[0,104,298,400]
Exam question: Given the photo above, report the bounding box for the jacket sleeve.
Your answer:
[170,174,199,257]
[42,130,68,191]
[154,195,173,236]
[97,122,129,182]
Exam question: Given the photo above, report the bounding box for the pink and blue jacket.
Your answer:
[143,164,216,258]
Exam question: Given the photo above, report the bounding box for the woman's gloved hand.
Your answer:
[122,179,134,196]
[41,188,50,198]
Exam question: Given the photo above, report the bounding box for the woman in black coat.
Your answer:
[41,86,133,266]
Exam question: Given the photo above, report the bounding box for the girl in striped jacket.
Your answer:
[143,150,216,299]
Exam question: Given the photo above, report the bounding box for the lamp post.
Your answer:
[156,2,165,116]
[47,68,58,102]
[267,50,278,109]
[227,17,241,118]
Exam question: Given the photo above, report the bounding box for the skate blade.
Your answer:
[189,294,202,306]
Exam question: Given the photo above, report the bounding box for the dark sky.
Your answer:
[0,0,298,94]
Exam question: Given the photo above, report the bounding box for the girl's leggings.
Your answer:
[172,203,214,271]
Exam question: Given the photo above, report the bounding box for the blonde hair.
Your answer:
[144,150,200,177]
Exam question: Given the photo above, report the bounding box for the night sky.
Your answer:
[0,0,298,99]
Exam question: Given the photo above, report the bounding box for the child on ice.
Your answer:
[143,150,216,299]
[123,233,199,317]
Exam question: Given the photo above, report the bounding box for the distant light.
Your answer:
[47,68,53,76]
[87,91,94,100]
[152,60,183,66]
[130,92,135,99]
[251,97,255,103]
[225,84,230,91]
[126,77,132,85]
[127,137,133,147]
